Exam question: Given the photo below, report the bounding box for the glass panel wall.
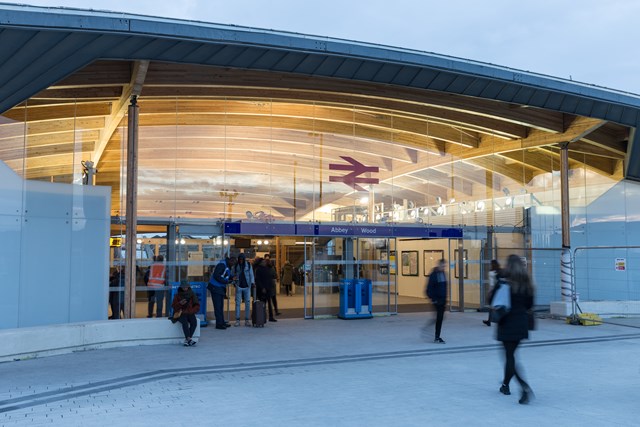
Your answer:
[2,71,638,325]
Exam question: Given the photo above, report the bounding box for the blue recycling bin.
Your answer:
[338,279,355,318]
[355,279,373,318]
[169,281,209,327]
[339,278,372,319]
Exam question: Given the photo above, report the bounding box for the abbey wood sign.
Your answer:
[225,222,462,238]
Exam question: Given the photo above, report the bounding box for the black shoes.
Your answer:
[499,384,511,395]
[519,386,534,404]
[433,337,445,344]
[482,320,491,326]
[215,325,227,330]
[269,318,278,322]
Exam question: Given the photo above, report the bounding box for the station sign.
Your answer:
[224,222,462,238]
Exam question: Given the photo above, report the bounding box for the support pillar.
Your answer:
[559,143,573,306]
[124,96,139,319]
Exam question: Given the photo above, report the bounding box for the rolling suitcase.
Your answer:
[252,288,267,327]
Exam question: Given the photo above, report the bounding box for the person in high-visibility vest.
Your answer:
[146,255,167,317]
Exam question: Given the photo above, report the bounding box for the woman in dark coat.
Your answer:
[496,254,535,404]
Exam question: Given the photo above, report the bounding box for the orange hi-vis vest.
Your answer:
[148,263,166,288]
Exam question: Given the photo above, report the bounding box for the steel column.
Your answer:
[559,143,573,303]
[124,96,139,319]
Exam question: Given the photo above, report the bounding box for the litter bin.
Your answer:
[169,281,209,327]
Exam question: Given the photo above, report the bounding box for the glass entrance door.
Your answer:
[448,238,484,311]
[303,236,394,318]
[304,237,340,318]
[357,237,395,314]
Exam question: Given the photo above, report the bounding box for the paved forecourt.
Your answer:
[1,312,639,426]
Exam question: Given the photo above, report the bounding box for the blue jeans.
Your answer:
[235,286,251,320]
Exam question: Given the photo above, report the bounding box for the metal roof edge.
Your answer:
[1,3,640,110]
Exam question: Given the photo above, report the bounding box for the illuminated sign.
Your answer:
[110,237,122,247]
[329,156,379,191]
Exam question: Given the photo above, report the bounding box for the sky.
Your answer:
[15,0,640,94]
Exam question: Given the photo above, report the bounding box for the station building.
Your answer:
[2,4,640,329]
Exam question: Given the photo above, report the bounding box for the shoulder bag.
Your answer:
[490,280,511,323]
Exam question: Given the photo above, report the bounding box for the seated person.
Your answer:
[171,280,200,346]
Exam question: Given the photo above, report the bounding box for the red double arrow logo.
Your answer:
[329,156,379,191]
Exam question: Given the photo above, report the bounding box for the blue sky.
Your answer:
[20,0,640,94]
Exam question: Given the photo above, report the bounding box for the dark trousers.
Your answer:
[109,291,123,319]
[147,290,156,316]
[178,313,197,339]
[209,285,226,327]
[270,294,279,314]
[262,295,275,319]
[434,303,445,339]
[502,340,529,388]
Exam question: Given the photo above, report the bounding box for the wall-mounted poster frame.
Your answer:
[424,250,444,276]
[389,250,396,275]
[454,249,468,279]
[379,250,388,275]
[401,250,419,276]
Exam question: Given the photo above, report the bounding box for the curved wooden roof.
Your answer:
[0,4,638,219]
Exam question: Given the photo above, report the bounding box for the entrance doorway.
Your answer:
[109,220,473,320]
[300,236,396,318]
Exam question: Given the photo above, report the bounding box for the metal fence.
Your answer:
[494,247,563,309]
[572,246,640,317]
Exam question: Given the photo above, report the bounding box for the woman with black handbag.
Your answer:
[496,254,535,404]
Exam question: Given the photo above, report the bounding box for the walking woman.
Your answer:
[497,254,535,404]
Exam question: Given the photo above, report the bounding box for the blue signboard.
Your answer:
[224,222,462,239]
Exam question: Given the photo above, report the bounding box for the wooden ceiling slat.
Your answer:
[0,129,99,149]
[0,141,94,161]
[31,86,123,100]
[2,102,112,122]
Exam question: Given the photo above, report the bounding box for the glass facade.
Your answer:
[0,60,637,324]
[91,96,624,228]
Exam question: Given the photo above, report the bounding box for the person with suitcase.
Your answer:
[254,257,275,324]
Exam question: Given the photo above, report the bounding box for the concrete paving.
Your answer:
[1,312,639,426]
